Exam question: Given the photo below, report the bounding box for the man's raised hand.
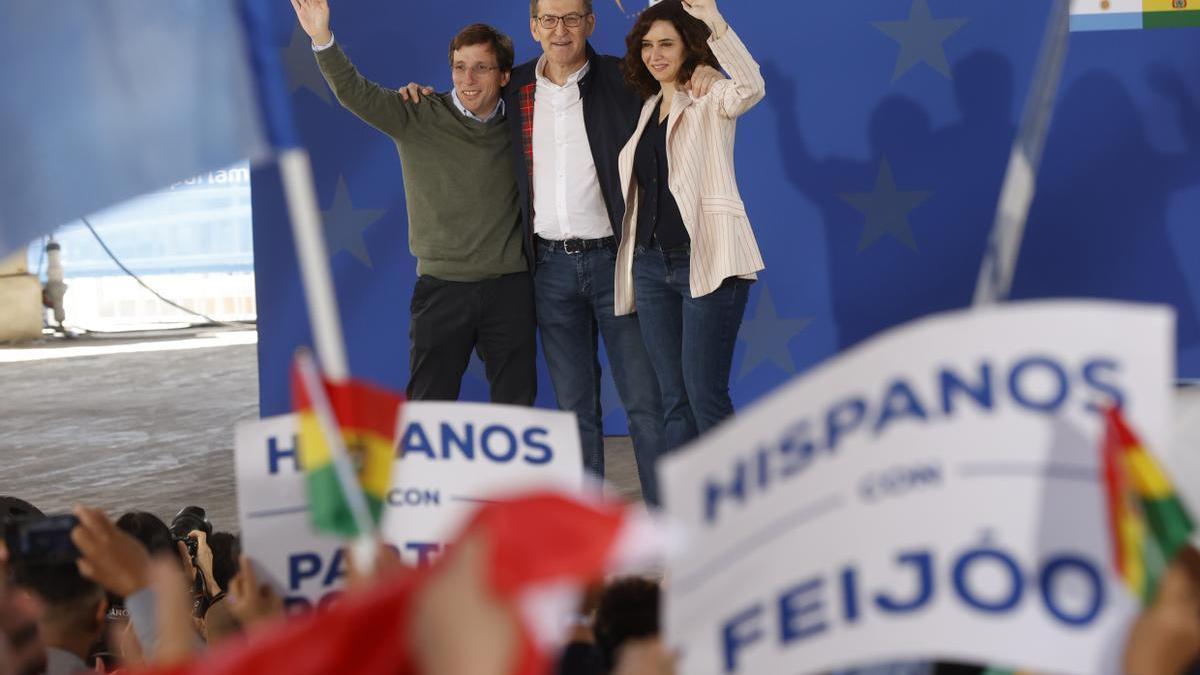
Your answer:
[290,0,333,46]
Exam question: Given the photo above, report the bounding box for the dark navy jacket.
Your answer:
[502,43,643,274]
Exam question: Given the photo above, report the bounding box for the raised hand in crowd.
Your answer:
[226,555,284,633]
[1124,547,1200,675]
[185,531,221,598]
[148,557,198,666]
[290,0,332,45]
[412,533,518,675]
[71,506,151,598]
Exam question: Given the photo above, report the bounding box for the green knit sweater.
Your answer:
[316,44,525,281]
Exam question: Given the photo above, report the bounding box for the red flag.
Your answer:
[131,492,653,675]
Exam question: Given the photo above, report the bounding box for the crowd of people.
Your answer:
[4,493,1200,674]
[0,494,678,675]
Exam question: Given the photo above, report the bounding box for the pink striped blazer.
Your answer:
[614,27,766,317]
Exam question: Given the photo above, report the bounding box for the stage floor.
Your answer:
[0,327,642,533]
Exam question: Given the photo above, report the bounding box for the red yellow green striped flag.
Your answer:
[1102,405,1194,604]
[291,354,404,538]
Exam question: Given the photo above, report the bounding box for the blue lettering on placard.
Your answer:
[1040,555,1105,626]
[401,424,435,459]
[481,425,518,462]
[1008,356,1070,414]
[398,422,556,464]
[873,380,928,435]
[720,605,764,674]
[698,355,1130,528]
[323,548,346,588]
[705,461,748,524]
[1082,358,1125,413]
[874,551,934,613]
[406,542,442,567]
[522,427,553,464]
[267,435,300,475]
[286,550,346,592]
[841,567,860,623]
[387,487,441,507]
[284,595,310,613]
[288,552,322,591]
[441,423,474,460]
[283,590,344,614]
[778,421,817,478]
[778,577,827,643]
[952,540,1023,613]
[825,397,867,452]
[714,543,1107,672]
[939,363,994,415]
[859,463,943,502]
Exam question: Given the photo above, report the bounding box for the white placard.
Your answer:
[234,401,582,610]
[660,301,1174,675]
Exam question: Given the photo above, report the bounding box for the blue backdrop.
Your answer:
[253,1,1200,428]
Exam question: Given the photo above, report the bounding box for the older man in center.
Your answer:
[502,0,722,506]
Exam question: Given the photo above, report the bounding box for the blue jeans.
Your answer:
[633,243,750,451]
[535,240,667,505]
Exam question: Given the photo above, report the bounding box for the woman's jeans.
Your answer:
[632,243,750,451]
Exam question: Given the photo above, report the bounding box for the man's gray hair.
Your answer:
[530,0,594,18]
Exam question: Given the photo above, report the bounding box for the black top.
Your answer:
[503,44,643,274]
[634,100,689,249]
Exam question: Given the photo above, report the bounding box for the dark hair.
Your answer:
[0,496,43,528]
[207,532,241,591]
[13,562,104,636]
[530,0,593,18]
[593,577,660,672]
[448,23,515,73]
[622,0,720,99]
[115,511,175,557]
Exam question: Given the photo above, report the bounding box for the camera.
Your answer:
[169,506,211,561]
[3,513,80,566]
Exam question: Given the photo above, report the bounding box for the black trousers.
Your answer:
[407,272,537,405]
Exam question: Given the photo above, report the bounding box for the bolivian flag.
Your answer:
[1101,405,1194,604]
[1071,0,1200,31]
[292,355,404,538]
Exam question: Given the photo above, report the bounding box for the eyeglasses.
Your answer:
[535,12,591,29]
[453,63,500,76]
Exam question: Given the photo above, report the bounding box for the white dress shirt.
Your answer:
[451,90,505,123]
[531,58,613,241]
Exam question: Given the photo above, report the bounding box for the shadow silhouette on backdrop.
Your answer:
[765,51,1017,350]
[1014,66,1200,353]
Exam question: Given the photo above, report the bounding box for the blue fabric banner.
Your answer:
[253,1,1200,427]
[0,1,270,257]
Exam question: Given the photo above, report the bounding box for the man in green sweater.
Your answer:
[291,0,535,404]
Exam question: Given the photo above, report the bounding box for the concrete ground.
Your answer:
[0,327,641,532]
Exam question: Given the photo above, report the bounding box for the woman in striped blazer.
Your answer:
[613,0,765,450]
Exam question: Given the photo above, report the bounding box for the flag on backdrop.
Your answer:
[130,492,657,675]
[291,360,404,537]
[0,1,273,257]
[1070,0,1200,31]
[1102,405,1195,603]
